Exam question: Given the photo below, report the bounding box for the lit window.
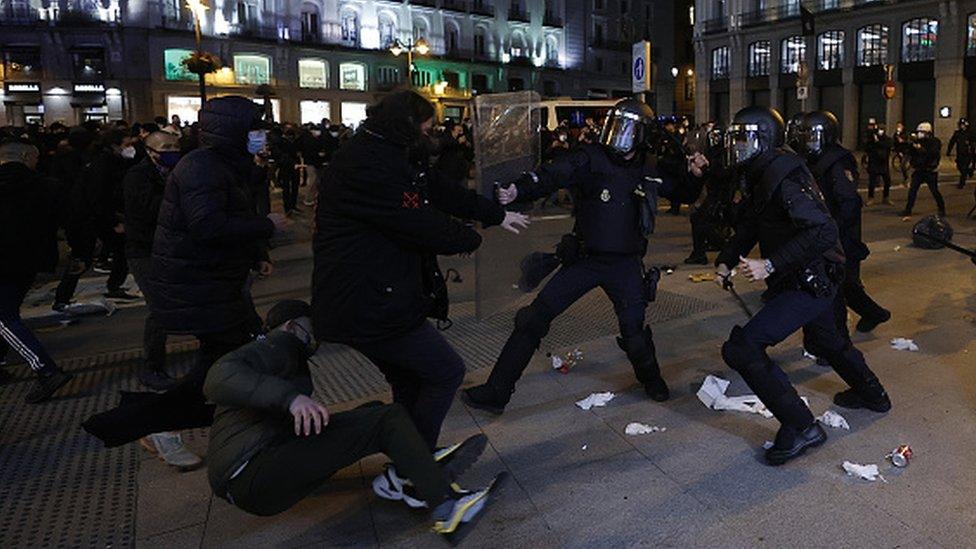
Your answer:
[748,41,770,77]
[167,96,202,124]
[901,17,938,63]
[780,36,806,74]
[856,24,888,66]
[300,100,331,124]
[341,10,359,45]
[299,58,328,89]
[250,98,281,121]
[234,54,271,85]
[341,102,368,128]
[968,14,976,56]
[339,62,367,91]
[164,49,195,81]
[379,13,398,48]
[711,46,729,80]
[817,30,844,70]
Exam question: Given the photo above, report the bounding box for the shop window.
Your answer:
[901,18,937,63]
[339,62,367,90]
[856,25,888,66]
[299,58,328,88]
[164,49,195,81]
[341,101,368,128]
[167,96,202,124]
[3,48,42,80]
[300,100,331,124]
[72,48,106,80]
[234,54,271,85]
[780,36,806,74]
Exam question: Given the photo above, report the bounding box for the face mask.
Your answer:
[558,134,567,142]
[247,130,267,155]
[330,131,340,138]
[311,129,322,137]
[120,145,136,159]
[155,150,181,169]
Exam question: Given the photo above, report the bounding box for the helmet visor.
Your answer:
[600,111,641,155]
[803,126,826,156]
[725,123,762,166]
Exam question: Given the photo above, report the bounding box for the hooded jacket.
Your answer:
[123,157,167,259]
[150,96,275,335]
[0,162,59,279]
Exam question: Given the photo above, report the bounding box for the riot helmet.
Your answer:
[959,118,970,130]
[915,121,933,138]
[725,106,786,167]
[599,98,655,157]
[786,112,806,153]
[801,111,840,158]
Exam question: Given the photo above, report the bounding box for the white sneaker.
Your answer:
[140,432,203,472]
[372,465,427,508]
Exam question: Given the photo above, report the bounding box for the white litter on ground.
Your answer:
[581,444,588,451]
[696,375,773,418]
[842,461,885,482]
[575,392,615,411]
[818,410,851,430]
[550,355,564,370]
[890,338,919,352]
[762,441,775,450]
[802,350,818,361]
[624,423,666,435]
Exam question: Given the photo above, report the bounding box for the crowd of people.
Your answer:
[0,87,971,540]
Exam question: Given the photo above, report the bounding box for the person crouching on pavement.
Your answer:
[204,300,504,539]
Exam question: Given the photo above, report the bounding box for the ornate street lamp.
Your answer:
[390,37,430,86]
[181,0,219,102]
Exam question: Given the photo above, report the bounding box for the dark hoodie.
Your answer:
[150,96,275,335]
[0,161,59,279]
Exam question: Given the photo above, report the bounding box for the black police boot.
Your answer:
[617,327,670,402]
[460,384,510,415]
[855,308,891,333]
[833,381,891,413]
[683,251,708,265]
[765,422,827,466]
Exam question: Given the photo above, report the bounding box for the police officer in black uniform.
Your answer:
[461,99,704,414]
[685,127,735,265]
[715,107,891,466]
[901,122,945,218]
[947,118,974,189]
[863,119,893,205]
[800,111,890,334]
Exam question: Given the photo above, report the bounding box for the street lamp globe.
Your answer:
[415,38,430,56]
[390,40,404,56]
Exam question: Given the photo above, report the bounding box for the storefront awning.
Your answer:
[3,92,42,105]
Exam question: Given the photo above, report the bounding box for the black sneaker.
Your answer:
[435,434,488,480]
[460,384,508,415]
[855,309,891,333]
[137,368,178,391]
[833,387,891,413]
[644,376,670,402]
[104,289,140,301]
[25,371,74,404]
[765,423,827,466]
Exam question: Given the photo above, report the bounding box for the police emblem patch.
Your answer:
[600,189,611,202]
[844,170,854,182]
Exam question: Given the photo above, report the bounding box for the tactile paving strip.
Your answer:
[311,289,716,404]
[0,352,196,549]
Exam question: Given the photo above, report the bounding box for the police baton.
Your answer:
[912,231,976,266]
[720,273,754,319]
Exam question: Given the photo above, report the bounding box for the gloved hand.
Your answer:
[501,211,530,234]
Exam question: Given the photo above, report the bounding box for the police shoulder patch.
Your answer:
[600,188,611,202]
[844,169,855,182]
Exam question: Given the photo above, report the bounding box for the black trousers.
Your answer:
[82,323,252,447]
[840,262,887,333]
[127,258,168,372]
[351,321,466,451]
[721,286,881,430]
[866,170,891,199]
[55,231,128,305]
[226,403,452,516]
[905,170,946,214]
[279,167,300,213]
[0,274,59,376]
[485,254,658,395]
[956,156,973,187]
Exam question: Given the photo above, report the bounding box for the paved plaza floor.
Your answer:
[1,176,975,548]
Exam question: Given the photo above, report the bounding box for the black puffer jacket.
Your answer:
[150,97,274,335]
[312,128,504,344]
[122,157,166,259]
[0,162,59,279]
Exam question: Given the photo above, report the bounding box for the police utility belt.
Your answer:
[768,259,845,299]
[555,233,660,303]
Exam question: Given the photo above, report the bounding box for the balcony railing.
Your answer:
[471,2,494,17]
[229,22,280,40]
[701,17,727,34]
[543,12,563,27]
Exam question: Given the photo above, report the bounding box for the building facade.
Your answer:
[694,0,976,149]
[0,0,697,127]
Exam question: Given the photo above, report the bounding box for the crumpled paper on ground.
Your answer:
[842,461,885,482]
[575,392,615,411]
[818,410,850,430]
[890,338,919,352]
[696,375,773,418]
[624,422,666,435]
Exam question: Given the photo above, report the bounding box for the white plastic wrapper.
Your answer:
[842,461,885,482]
[575,392,615,411]
[697,375,773,418]
[818,410,851,430]
[890,338,919,352]
[624,423,666,435]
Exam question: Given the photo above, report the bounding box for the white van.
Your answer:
[539,98,618,131]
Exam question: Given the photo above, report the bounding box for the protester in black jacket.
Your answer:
[902,122,945,217]
[83,96,289,449]
[123,130,182,391]
[0,140,74,403]
[312,90,528,451]
[863,125,893,204]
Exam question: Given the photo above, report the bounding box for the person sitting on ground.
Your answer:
[203,300,503,538]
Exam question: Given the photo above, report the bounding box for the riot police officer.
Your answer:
[685,127,735,265]
[786,112,806,154]
[716,106,890,466]
[461,99,703,414]
[863,120,893,205]
[902,122,945,217]
[947,118,974,189]
[800,111,890,334]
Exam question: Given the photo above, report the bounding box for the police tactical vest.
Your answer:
[574,147,647,255]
